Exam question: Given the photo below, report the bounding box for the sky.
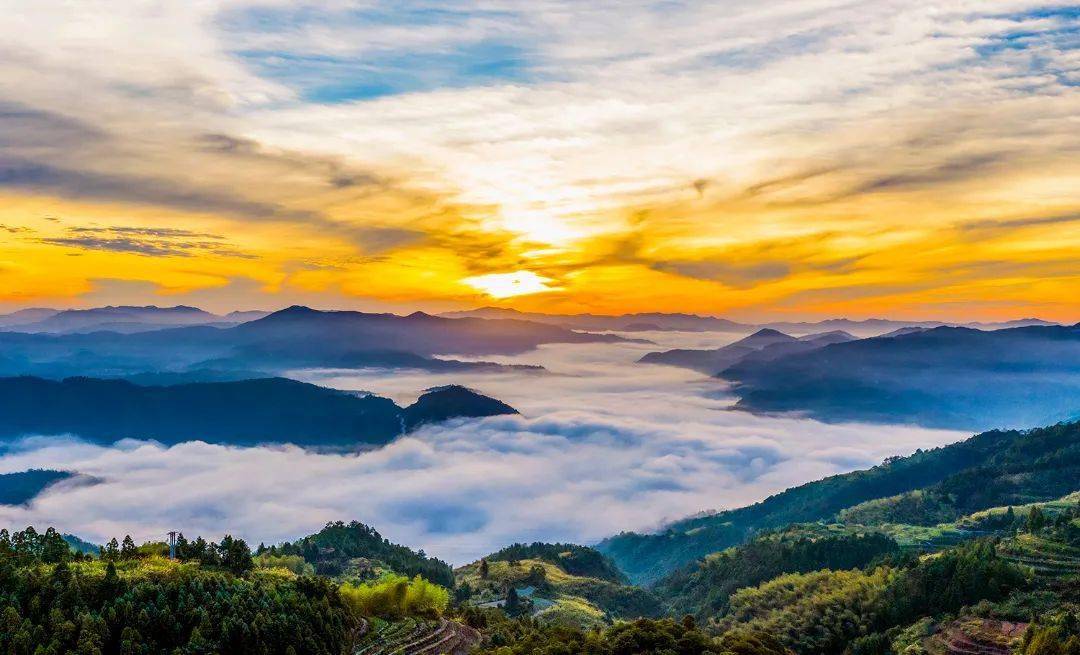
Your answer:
[0,1,1077,321]
[0,332,965,563]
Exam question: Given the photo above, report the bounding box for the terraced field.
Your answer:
[998,534,1080,579]
[866,522,996,553]
[354,618,480,655]
[925,618,1028,655]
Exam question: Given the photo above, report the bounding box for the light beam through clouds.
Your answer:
[0,334,965,563]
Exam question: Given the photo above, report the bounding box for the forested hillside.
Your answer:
[0,527,361,654]
[600,421,1080,584]
[263,520,455,588]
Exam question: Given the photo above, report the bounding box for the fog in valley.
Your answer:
[0,330,964,563]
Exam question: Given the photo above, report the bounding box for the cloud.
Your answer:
[39,225,253,258]
[955,211,1080,236]
[0,2,1077,319]
[0,157,321,223]
[653,261,792,287]
[0,337,964,564]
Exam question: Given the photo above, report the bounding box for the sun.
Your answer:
[463,271,557,299]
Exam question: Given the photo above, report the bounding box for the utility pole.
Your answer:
[167,531,178,560]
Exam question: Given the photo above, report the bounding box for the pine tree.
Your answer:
[120,535,137,560]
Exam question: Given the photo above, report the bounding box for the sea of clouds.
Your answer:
[0,330,965,564]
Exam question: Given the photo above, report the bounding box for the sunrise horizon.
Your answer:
[2,3,1076,324]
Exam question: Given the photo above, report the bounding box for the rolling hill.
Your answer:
[456,543,661,629]
[0,377,517,448]
[263,520,456,587]
[599,420,1080,584]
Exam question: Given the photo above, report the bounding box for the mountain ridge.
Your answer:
[0,376,518,448]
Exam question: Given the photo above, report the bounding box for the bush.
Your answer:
[339,573,450,619]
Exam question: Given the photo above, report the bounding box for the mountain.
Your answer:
[440,311,1061,338]
[0,305,619,380]
[265,520,455,586]
[0,376,517,448]
[6,305,232,334]
[0,469,74,505]
[233,306,630,358]
[762,317,1059,335]
[598,419,1080,584]
[0,308,59,328]
[725,324,1080,429]
[712,330,858,373]
[402,385,519,431]
[224,310,271,322]
[61,533,101,555]
[637,328,848,375]
[441,307,750,332]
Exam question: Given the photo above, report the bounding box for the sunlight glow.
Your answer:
[463,271,557,298]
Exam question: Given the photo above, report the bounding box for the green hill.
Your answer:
[455,543,660,630]
[599,420,1080,584]
[262,520,455,588]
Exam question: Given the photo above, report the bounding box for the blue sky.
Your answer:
[221,3,537,101]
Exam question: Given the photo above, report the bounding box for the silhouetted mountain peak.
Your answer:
[403,385,519,431]
[748,328,789,338]
[733,328,798,347]
[273,305,319,316]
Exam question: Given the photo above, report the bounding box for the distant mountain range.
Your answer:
[725,324,1080,430]
[441,306,1058,334]
[0,305,270,334]
[0,305,630,380]
[2,304,1059,337]
[639,328,856,374]
[0,377,517,448]
[440,307,751,332]
[637,323,1080,430]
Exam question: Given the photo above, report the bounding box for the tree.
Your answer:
[102,538,120,562]
[504,587,522,617]
[479,558,490,579]
[100,562,121,600]
[218,535,253,575]
[174,533,190,559]
[120,536,137,560]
